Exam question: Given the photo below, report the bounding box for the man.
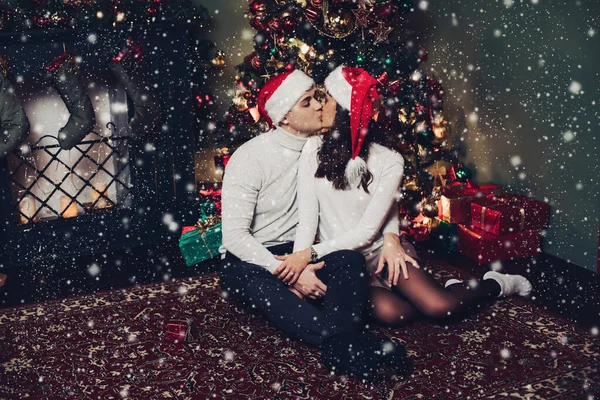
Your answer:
[219,70,407,379]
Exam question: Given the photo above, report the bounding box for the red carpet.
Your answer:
[1,261,598,399]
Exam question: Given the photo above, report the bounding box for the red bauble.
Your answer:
[267,18,282,33]
[251,55,262,70]
[304,5,320,21]
[418,45,428,63]
[249,0,266,14]
[374,4,395,19]
[281,14,296,32]
[377,72,389,85]
[195,93,214,108]
[249,17,266,31]
[390,80,403,96]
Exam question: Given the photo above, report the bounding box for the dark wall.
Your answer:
[419,0,599,270]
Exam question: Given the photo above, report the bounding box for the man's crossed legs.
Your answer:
[219,243,409,379]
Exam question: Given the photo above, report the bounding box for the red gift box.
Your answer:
[470,194,550,236]
[457,224,541,265]
[181,226,196,235]
[199,188,222,200]
[400,213,431,242]
[438,185,502,224]
[165,318,194,343]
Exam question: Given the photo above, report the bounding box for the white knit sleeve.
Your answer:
[381,199,400,235]
[221,148,281,273]
[293,137,320,253]
[312,153,404,258]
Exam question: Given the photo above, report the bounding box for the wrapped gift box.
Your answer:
[430,217,459,252]
[457,224,541,265]
[400,213,430,242]
[179,222,222,267]
[199,188,222,218]
[470,194,550,236]
[199,201,221,220]
[438,185,501,223]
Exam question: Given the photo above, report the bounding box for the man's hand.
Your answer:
[273,248,312,285]
[375,233,420,285]
[293,261,327,300]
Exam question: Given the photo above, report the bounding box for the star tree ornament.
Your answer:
[370,22,393,44]
[0,54,30,161]
[352,7,372,28]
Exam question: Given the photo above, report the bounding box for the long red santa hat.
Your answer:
[324,65,380,185]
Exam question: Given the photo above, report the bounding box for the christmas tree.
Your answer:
[228,0,471,238]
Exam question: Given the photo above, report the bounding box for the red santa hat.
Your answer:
[257,70,314,128]
[324,65,380,185]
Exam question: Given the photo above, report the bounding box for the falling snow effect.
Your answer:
[0,0,597,398]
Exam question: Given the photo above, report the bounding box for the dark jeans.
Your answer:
[219,243,367,347]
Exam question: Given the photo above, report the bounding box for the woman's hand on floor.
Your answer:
[377,233,420,284]
[274,248,312,285]
[293,262,327,300]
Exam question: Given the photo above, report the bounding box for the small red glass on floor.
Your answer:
[165,318,195,343]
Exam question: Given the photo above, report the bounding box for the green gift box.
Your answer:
[199,202,218,221]
[179,223,222,266]
[431,217,459,252]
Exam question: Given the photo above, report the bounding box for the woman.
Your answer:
[275,65,532,326]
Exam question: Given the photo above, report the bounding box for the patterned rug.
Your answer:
[0,261,598,399]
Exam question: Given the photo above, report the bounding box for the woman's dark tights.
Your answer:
[367,264,501,326]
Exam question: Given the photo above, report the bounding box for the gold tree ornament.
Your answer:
[358,0,374,9]
[321,8,356,38]
[233,89,251,111]
[433,115,449,139]
[266,55,286,70]
[398,108,408,124]
[211,51,226,68]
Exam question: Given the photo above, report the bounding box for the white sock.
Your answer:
[444,278,463,288]
[483,271,532,297]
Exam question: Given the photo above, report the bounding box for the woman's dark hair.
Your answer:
[315,105,379,192]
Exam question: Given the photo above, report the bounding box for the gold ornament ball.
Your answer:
[323,9,356,38]
[211,51,226,68]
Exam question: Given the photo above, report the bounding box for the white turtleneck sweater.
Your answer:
[293,135,404,264]
[220,127,308,273]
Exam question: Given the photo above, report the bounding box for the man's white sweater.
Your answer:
[220,126,308,273]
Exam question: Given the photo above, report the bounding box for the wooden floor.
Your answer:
[1,240,599,330]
